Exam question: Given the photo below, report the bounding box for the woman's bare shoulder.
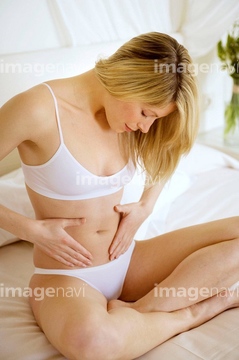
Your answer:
[0,83,56,157]
[1,83,53,122]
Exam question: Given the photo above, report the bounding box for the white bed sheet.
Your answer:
[144,143,239,239]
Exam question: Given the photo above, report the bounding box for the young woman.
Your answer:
[0,32,239,360]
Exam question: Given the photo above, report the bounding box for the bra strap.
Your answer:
[42,82,64,144]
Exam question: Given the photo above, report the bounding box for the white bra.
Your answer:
[21,83,136,200]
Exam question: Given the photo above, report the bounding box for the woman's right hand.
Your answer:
[27,217,93,267]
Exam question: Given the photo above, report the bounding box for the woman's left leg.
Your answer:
[117,217,239,312]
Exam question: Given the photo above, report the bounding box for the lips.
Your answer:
[125,124,134,132]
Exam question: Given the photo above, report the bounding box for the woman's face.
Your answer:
[104,95,176,134]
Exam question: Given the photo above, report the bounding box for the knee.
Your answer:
[62,314,124,360]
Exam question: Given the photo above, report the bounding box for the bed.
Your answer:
[1,27,239,360]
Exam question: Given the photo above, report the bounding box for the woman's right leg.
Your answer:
[29,273,239,360]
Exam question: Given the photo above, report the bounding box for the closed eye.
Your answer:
[141,111,147,117]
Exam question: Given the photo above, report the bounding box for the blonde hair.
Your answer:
[94,32,199,185]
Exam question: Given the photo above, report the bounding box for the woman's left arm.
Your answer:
[109,180,166,260]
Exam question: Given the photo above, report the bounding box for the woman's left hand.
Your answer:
[109,202,150,260]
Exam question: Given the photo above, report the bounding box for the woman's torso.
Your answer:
[28,186,124,269]
[18,75,135,269]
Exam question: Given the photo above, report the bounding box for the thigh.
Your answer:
[121,217,239,301]
[29,273,108,357]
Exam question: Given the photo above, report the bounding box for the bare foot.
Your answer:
[108,282,239,319]
[108,297,157,313]
[108,299,132,312]
[181,285,239,332]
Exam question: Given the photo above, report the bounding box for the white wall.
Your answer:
[0,0,61,54]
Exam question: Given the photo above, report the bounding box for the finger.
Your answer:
[41,247,76,267]
[114,204,127,214]
[47,237,93,265]
[109,220,125,255]
[109,240,128,260]
[109,237,121,255]
[53,253,89,268]
[60,232,93,261]
[62,218,86,228]
[110,247,127,260]
[68,239,93,261]
[66,253,92,267]
[69,248,93,266]
[53,246,93,267]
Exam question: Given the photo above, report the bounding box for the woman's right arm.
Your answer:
[0,203,92,266]
[0,89,92,267]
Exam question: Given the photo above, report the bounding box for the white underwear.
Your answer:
[34,241,135,301]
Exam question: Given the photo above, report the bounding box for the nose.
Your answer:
[137,119,154,133]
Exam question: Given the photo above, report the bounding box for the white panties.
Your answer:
[34,241,135,300]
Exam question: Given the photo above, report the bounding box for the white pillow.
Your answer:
[0,168,34,247]
[177,143,239,176]
[139,143,239,239]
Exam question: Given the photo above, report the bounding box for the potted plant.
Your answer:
[217,19,239,144]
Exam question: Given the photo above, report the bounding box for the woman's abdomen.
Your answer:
[31,189,123,269]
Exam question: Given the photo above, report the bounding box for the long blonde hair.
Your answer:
[94,32,199,185]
